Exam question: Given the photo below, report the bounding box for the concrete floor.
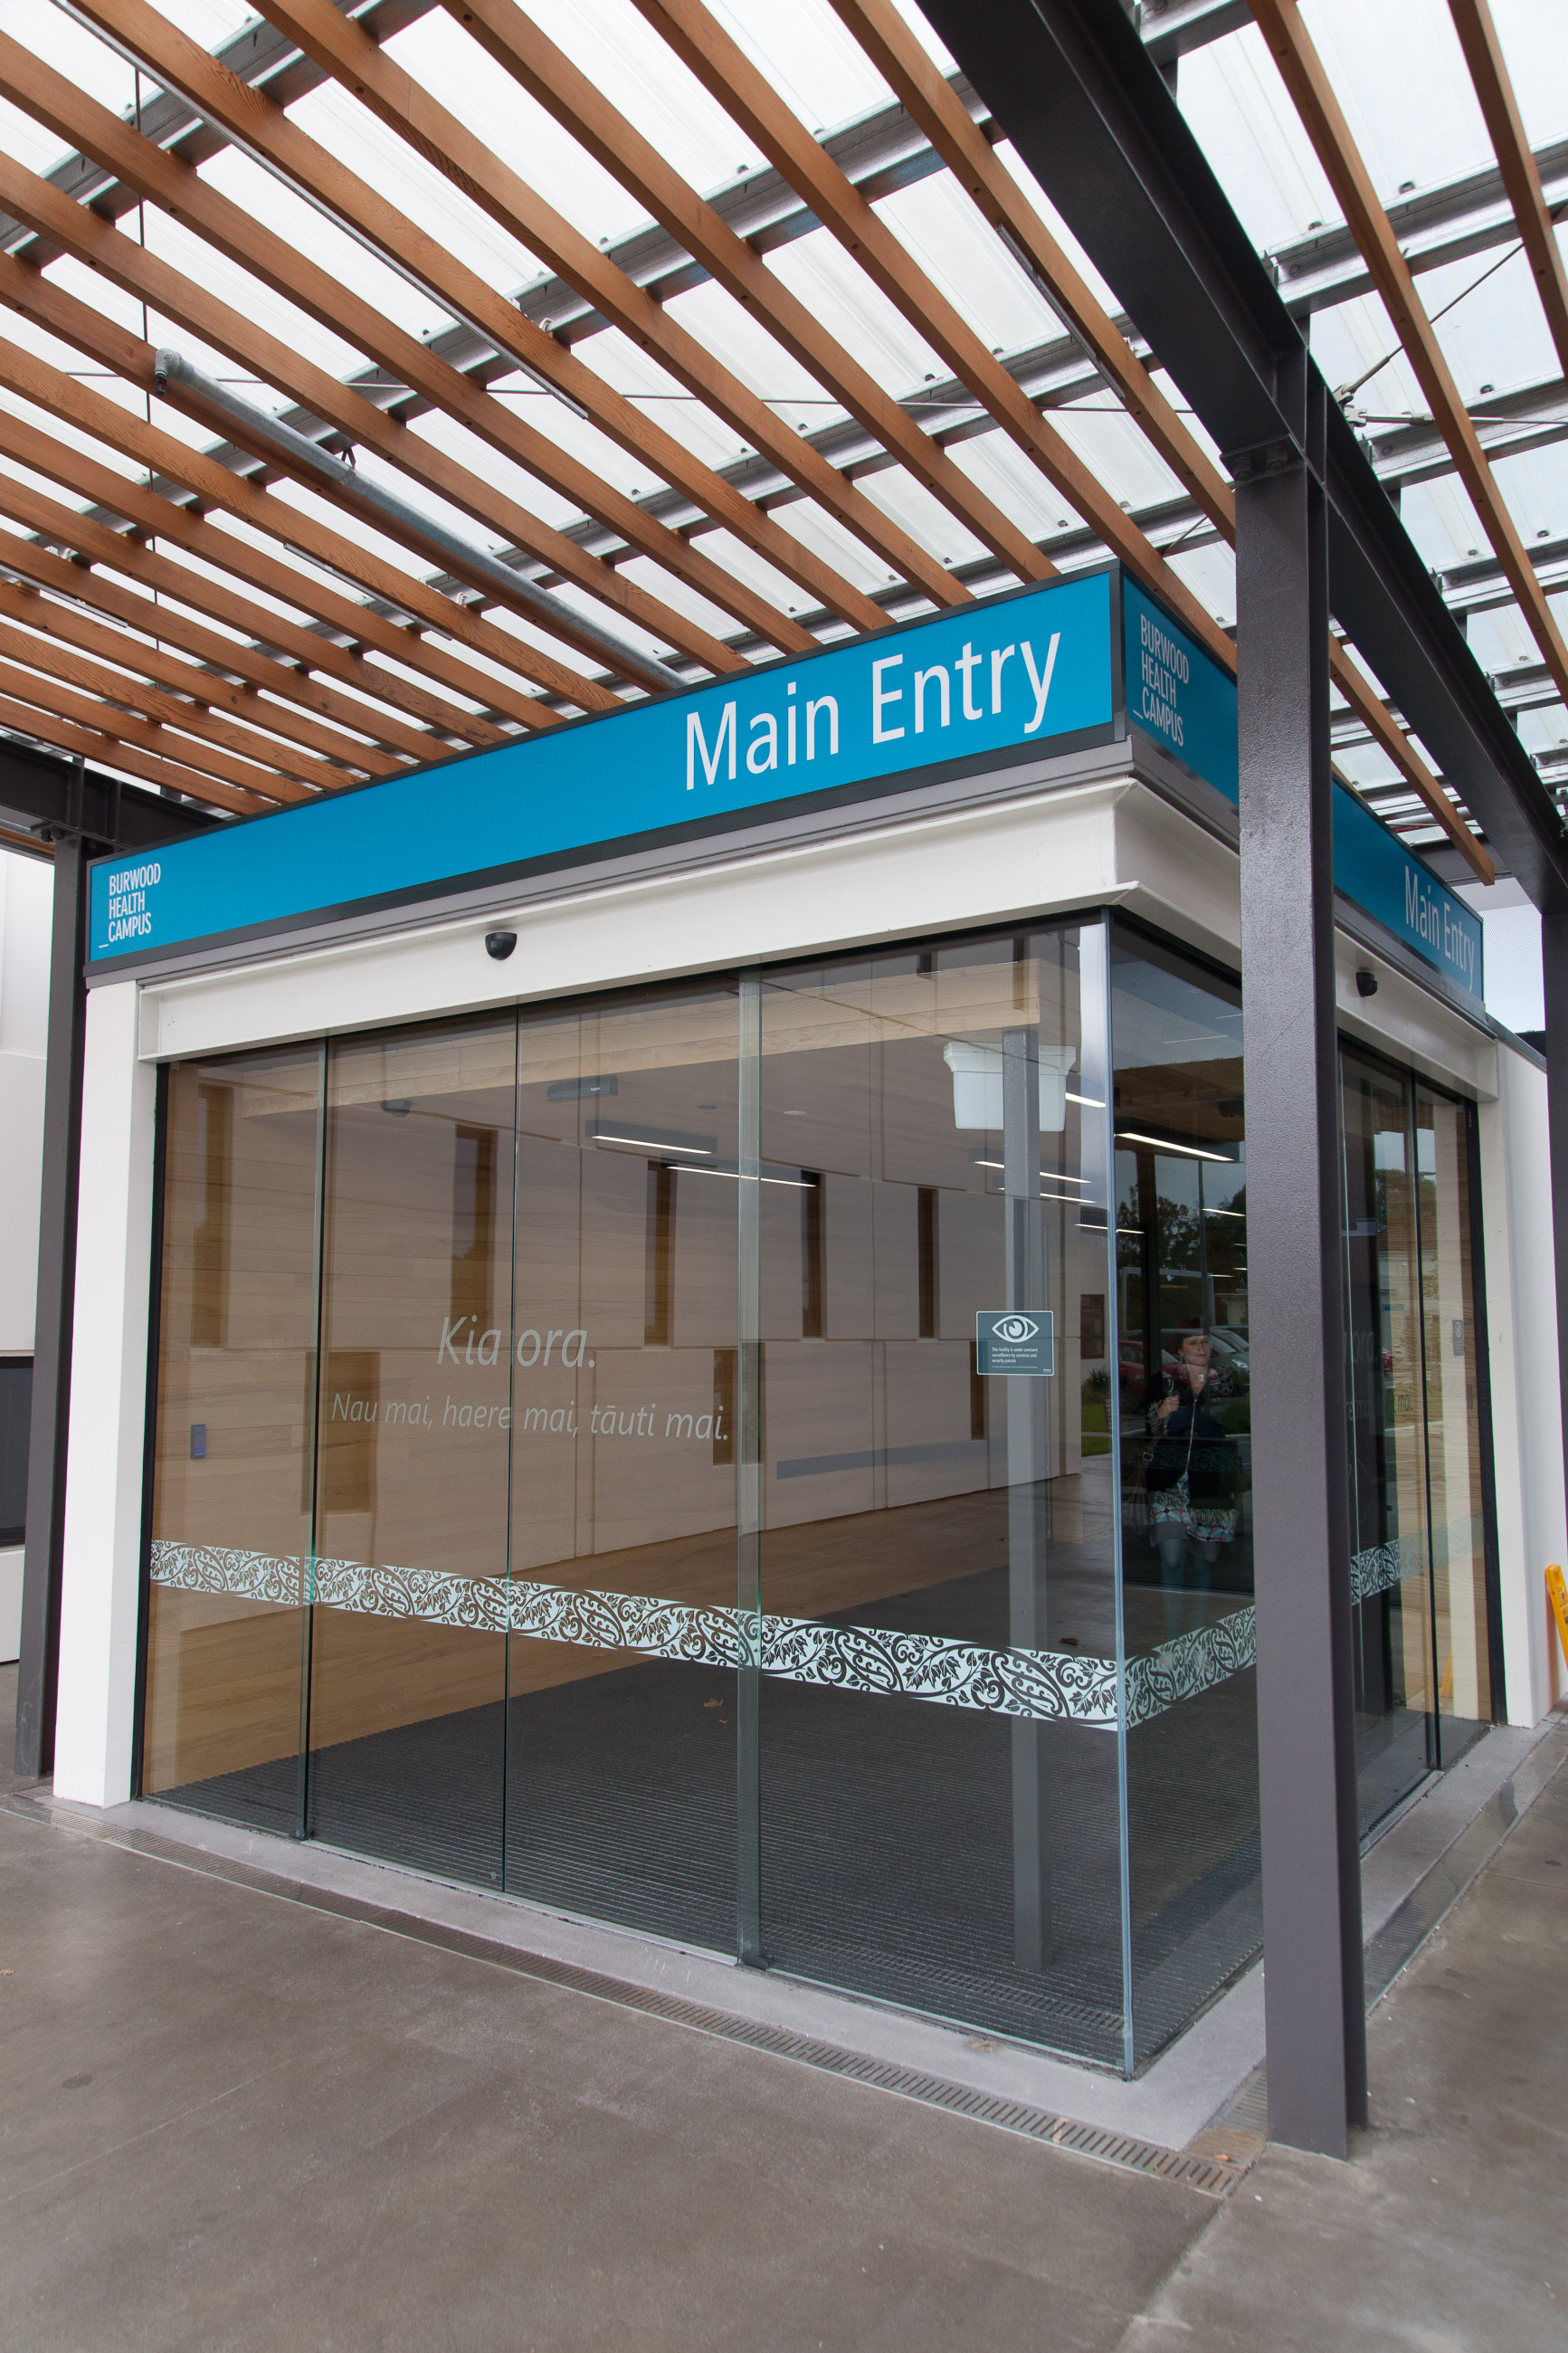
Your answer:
[1,1662,1565,2351]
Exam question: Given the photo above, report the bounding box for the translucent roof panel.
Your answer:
[0,0,1557,839]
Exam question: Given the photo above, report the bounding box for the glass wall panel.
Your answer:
[142,1045,322,1830]
[1110,929,1259,2066]
[1415,1088,1491,1753]
[304,1016,515,1885]
[502,981,740,1949]
[754,928,1124,2062]
[1342,1050,1438,1827]
[139,918,1495,2071]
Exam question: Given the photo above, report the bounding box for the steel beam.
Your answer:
[11,749,214,1779]
[1137,0,1251,65]
[914,0,1568,912]
[1269,138,1568,319]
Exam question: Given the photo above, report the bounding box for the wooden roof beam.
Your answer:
[0,35,758,683]
[1328,641,1492,876]
[825,0,1236,538]
[244,0,962,613]
[0,691,266,815]
[0,576,384,789]
[613,0,1239,658]
[0,492,423,769]
[1250,0,1568,709]
[664,0,1485,866]
[0,0,442,261]
[0,161,622,716]
[0,612,324,805]
[0,281,565,734]
[446,0,1056,593]
[0,657,291,813]
[0,408,498,754]
[1448,0,1568,382]
[64,0,879,646]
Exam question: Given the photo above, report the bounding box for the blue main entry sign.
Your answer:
[91,571,1116,962]
[90,563,1483,1014]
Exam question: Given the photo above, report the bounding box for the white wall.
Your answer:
[1456,875,1544,1038]
[0,848,50,1661]
[52,983,156,1805]
[1478,1042,1567,1723]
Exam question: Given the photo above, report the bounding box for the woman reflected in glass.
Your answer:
[1145,1329,1240,1643]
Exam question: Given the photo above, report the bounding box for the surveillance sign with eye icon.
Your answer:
[975,1310,1056,1377]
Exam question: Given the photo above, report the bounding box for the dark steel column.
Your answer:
[14,829,90,1777]
[1233,361,1367,2158]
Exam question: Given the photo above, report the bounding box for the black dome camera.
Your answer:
[485,929,518,961]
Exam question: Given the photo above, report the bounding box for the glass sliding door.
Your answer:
[753,927,1124,2061]
[1108,927,1259,2065]
[143,1044,323,1830]
[304,1015,516,1885]
[1341,1049,1494,1830]
[141,922,1497,2069]
[1342,1048,1437,1825]
[1415,1088,1491,1756]
[502,980,740,1949]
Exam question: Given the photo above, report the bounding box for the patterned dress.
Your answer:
[1145,1374,1239,1549]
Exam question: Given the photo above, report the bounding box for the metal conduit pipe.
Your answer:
[152,348,687,699]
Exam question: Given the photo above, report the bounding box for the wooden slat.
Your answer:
[1448,0,1568,380]
[0,634,315,804]
[69,0,897,640]
[245,0,967,611]
[612,0,1249,658]
[0,681,274,815]
[1250,0,1568,706]
[0,35,754,683]
[0,586,360,792]
[0,291,565,734]
[0,26,798,671]
[450,0,1056,591]
[825,0,1237,539]
[0,407,498,753]
[0,177,620,717]
[832,0,1490,874]
[0,556,398,780]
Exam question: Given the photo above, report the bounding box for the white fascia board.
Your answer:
[128,753,1497,1109]
[136,776,1135,1065]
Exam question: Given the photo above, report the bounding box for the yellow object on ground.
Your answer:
[1548,1565,1568,1668]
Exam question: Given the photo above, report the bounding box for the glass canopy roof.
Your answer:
[0,0,1561,872]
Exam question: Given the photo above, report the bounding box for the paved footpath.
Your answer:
[0,1662,1563,2352]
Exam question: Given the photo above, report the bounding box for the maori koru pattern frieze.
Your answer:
[150,1540,1119,1724]
[161,1540,1423,1725]
[1350,1535,1428,1605]
[1126,1606,1257,1724]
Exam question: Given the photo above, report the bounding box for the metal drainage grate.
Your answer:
[11,1797,1244,2196]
